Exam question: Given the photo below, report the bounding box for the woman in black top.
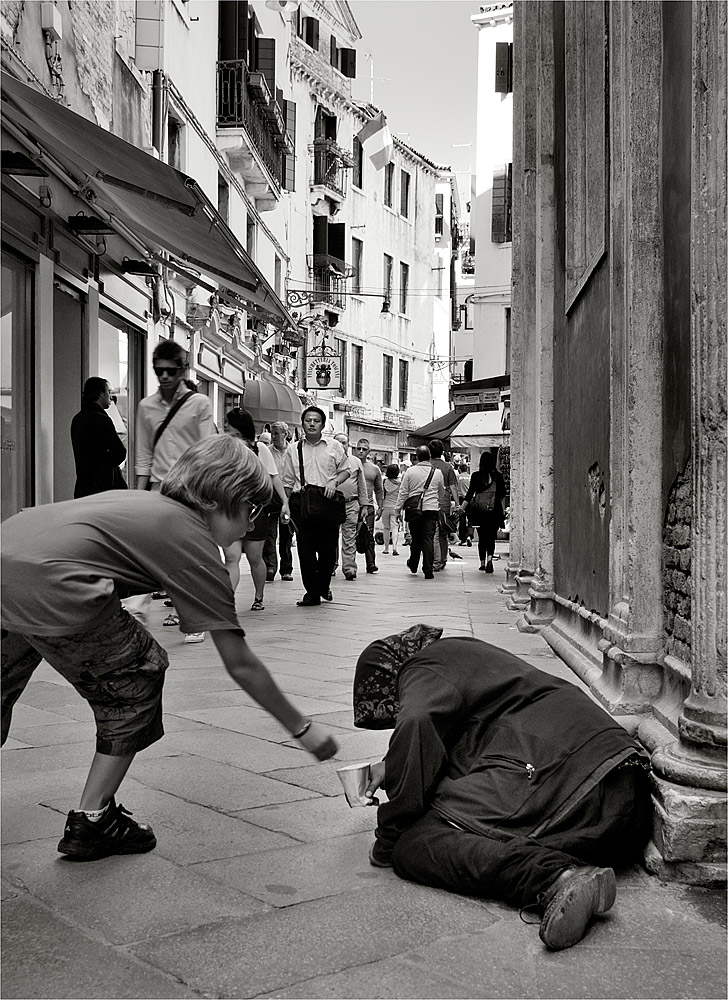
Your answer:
[461,451,506,572]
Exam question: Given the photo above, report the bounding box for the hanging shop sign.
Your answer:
[305,344,342,391]
[453,388,501,412]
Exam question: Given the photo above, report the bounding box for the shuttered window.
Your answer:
[495,42,513,94]
[352,344,363,400]
[398,359,409,411]
[399,261,409,314]
[491,163,512,243]
[283,99,296,191]
[383,254,393,301]
[384,163,394,207]
[383,354,393,408]
[435,193,444,236]
[400,170,411,218]
[256,37,276,95]
[299,15,319,49]
[352,136,363,188]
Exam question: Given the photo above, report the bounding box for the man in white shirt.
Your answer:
[263,421,295,582]
[134,340,216,643]
[334,433,369,581]
[282,407,350,606]
[394,445,445,579]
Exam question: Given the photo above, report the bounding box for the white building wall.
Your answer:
[471,4,513,380]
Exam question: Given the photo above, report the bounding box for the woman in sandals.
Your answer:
[459,451,506,573]
[223,407,290,611]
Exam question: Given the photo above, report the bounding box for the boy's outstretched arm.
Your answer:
[211,629,338,760]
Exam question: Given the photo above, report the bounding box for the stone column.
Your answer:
[648,0,727,884]
[507,0,538,610]
[523,0,556,630]
[602,1,666,708]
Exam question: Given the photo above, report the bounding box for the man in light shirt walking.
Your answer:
[394,445,445,579]
[334,433,369,581]
[134,339,216,643]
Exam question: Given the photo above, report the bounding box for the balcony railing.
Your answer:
[217,60,282,187]
[311,139,353,198]
[305,253,356,310]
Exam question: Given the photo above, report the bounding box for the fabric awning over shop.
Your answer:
[449,408,508,449]
[409,409,466,441]
[1,73,292,327]
[242,377,302,427]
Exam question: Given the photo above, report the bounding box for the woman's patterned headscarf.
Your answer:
[353,624,443,728]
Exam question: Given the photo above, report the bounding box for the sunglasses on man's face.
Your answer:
[154,366,182,378]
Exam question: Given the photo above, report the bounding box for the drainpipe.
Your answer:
[152,70,165,158]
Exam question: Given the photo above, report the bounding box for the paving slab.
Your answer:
[2,838,271,945]
[131,882,495,998]
[2,894,199,1000]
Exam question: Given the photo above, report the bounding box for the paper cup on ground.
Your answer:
[336,762,377,807]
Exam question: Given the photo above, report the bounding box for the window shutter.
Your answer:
[339,47,356,78]
[492,165,508,242]
[284,99,296,143]
[435,193,444,235]
[330,34,338,67]
[313,215,328,255]
[256,36,276,95]
[303,16,319,50]
[283,153,295,191]
[328,223,346,263]
[495,42,513,94]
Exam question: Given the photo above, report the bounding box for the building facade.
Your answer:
[509,0,726,882]
[1,0,453,514]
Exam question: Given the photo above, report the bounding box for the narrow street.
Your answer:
[2,541,725,1000]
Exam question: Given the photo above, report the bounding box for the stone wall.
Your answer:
[662,458,692,663]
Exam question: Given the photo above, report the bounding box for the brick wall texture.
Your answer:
[663,458,692,663]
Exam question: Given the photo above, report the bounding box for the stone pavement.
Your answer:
[2,539,726,1000]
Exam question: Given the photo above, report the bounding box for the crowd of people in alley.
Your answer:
[1,343,651,954]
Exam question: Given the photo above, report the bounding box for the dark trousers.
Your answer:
[263,513,293,578]
[433,517,450,569]
[364,505,377,571]
[295,517,340,600]
[476,520,497,561]
[391,766,652,908]
[458,511,473,543]
[407,511,438,576]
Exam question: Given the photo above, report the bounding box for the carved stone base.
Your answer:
[647,769,727,884]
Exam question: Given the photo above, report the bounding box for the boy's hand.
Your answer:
[297,721,338,760]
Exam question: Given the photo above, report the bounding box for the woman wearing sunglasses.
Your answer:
[223,407,290,611]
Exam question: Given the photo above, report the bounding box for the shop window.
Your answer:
[1,250,33,519]
[98,311,146,484]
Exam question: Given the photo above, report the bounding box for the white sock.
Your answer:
[81,803,110,823]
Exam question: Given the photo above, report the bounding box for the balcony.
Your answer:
[310,138,353,212]
[305,254,356,311]
[216,60,282,211]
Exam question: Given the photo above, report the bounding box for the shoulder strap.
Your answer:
[297,439,306,487]
[153,391,195,450]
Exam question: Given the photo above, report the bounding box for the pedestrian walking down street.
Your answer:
[222,407,290,612]
[282,406,350,607]
[133,340,217,643]
[334,433,369,581]
[428,439,460,572]
[394,445,445,579]
[353,438,384,575]
[455,462,473,546]
[355,626,652,951]
[380,464,402,556]
[70,377,128,497]
[1,436,339,862]
[460,451,507,573]
[263,421,295,582]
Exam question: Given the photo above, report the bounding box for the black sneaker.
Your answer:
[58,799,156,860]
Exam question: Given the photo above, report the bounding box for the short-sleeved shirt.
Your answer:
[1,492,240,637]
[281,437,347,492]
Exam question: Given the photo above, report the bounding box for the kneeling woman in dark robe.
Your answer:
[353,625,652,951]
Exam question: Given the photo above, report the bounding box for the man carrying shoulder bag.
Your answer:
[394,445,445,580]
[282,407,350,607]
